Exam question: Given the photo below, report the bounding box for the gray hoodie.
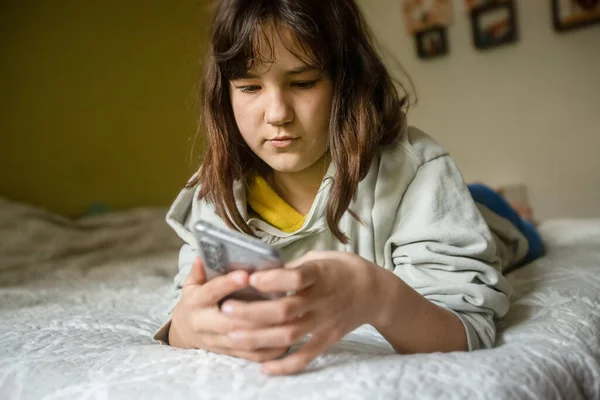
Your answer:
[154,125,529,351]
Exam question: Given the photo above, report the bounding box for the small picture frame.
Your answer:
[470,0,518,50]
[403,0,453,35]
[552,0,600,32]
[415,26,449,59]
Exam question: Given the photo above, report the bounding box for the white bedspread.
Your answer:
[1,198,599,399]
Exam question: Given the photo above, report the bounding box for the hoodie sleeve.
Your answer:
[152,243,196,345]
[386,154,512,350]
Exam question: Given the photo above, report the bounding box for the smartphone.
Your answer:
[193,220,285,301]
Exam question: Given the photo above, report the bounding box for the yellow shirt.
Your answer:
[246,174,306,233]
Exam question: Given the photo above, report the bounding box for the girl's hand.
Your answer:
[169,257,290,362]
[219,251,388,375]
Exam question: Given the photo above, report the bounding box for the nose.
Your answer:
[264,90,294,126]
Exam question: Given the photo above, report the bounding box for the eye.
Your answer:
[292,80,318,89]
[237,85,261,94]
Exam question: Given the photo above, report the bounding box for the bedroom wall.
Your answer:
[0,0,210,216]
[357,0,600,220]
[2,1,598,220]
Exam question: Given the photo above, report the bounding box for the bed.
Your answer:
[1,197,599,399]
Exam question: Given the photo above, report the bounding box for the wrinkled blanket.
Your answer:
[1,197,599,399]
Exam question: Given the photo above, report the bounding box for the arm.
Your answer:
[369,265,467,353]
[152,243,196,344]
[382,154,511,350]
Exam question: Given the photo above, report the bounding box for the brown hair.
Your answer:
[189,0,408,243]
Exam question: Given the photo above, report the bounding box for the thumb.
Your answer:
[285,250,328,269]
[183,256,206,287]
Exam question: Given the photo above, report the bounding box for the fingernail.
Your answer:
[228,331,243,340]
[249,274,259,286]
[232,271,246,285]
[221,303,233,314]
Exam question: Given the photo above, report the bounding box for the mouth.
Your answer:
[267,136,298,148]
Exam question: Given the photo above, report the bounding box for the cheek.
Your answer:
[231,95,245,124]
[312,90,333,132]
[231,97,257,142]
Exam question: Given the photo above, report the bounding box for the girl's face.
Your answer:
[229,27,333,177]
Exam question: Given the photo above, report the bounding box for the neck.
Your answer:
[268,153,330,215]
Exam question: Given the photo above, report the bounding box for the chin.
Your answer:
[266,163,307,174]
[263,157,309,174]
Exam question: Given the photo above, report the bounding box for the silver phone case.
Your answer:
[193,220,284,301]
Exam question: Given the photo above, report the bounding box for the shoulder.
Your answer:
[375,125,450,181]
[164,182,203,245]
[357,125,451,214]
[165,176,238,245]
[391,125,449,166]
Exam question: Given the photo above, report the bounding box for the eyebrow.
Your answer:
[236,66,319,79]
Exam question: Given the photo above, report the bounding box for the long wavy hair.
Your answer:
[189,0,408,243]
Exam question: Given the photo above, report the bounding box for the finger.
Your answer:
[188,307,265,335]
[207,345,290,363]
[221,295,311,325]
[261,330,341,376]
[283,250,334,269]
[192,270,250,307]
[183,257,206,287]
[191,332,236,349]
[228,313,315,350]
[250,263,319,293]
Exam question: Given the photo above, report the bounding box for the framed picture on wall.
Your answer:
[403,0,452,60]
[470,0,518,50]
[402,0,453,35]
[553,0,600,31]
[415,26,449,59]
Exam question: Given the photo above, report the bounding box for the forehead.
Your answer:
[246,23,319,73]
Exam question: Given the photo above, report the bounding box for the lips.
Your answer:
[268,136,298,148]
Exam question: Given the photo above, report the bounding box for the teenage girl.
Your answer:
[153,0,544,376]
